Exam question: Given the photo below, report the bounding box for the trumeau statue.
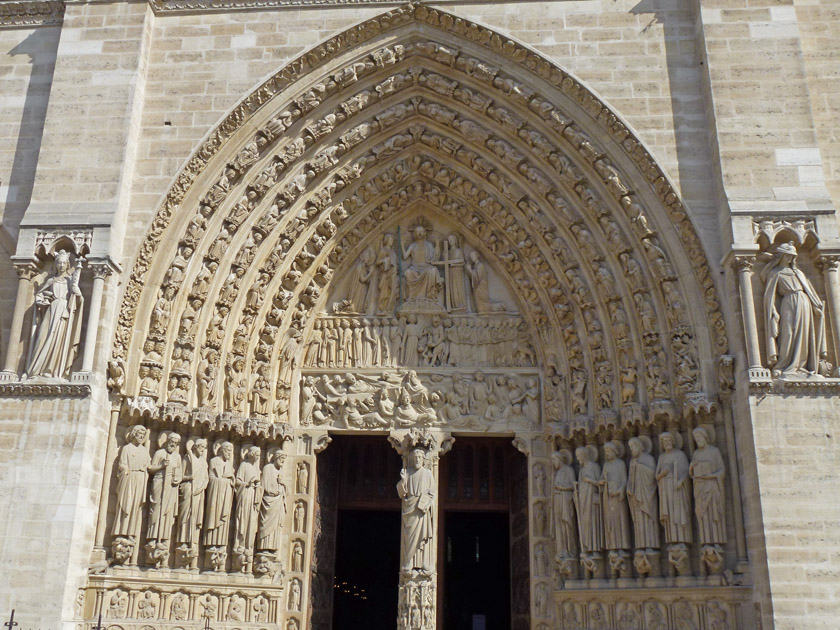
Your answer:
[761,242,827,378]
[397,447,436,575]
[24,249,84,379]
[145,431,182,568]
[177,437,208,570]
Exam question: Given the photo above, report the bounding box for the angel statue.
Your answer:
[24,249,84,379]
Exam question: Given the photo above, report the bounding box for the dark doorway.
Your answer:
[443,511,511,630]
[332,509,401,629]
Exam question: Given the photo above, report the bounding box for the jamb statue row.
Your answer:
[111,425,300,576]
[549,427,726,581]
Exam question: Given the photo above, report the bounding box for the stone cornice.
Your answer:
[148,0,569,14]
[0,381,91,397]
[0,1,63,28]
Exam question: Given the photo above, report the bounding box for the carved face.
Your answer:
[221,443,234,460]
[661,434,674,452]
[411,449,425,468]
[131,426,147,445]
[604,445,616,461]
[193,440,207,457]
[629,439,641,458]
[165,435,181,453]
[693,429,707,448]
[413,226,426,241]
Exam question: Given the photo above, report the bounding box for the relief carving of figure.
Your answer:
[401,226,442,302]
[551,450,578,568]
[112,425,150,565]
[441,234,467,312]
[466,250,504,313]
[204,441,235,570]
[176,437,208,569]
[761,242,826,377]
[377,234,399,314]
[258,450,287,552]
[145,431,182,567]
[233,446,262,572]
[397,447,436,575]
[346,247,376,313]
[24,250,84,379]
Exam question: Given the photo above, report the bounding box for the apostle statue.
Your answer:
[396,447,436,575]
[177,437,208,569]
[690,426,726,573]
[656,431,692,574]
[145,431,182,567]
[550,450,577,576]
[574,444,603,576]
[233,446,262,573]
[24,249,84,379]
[600,441,631,575]
[401,226,442,302]
[761,242,826,378]
[112,425,150,565]
[627,436,659,575]
[204,440,235,571]
[346,247,375,313]
[257,449,288,553]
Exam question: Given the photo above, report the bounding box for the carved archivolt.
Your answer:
[112,6,727,433]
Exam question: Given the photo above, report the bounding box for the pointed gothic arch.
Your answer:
[93,7,754,629]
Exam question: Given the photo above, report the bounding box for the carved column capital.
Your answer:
[730,256,755,274]
[89,262,115,280]
[14,261,39,281]
[818,255,840,273]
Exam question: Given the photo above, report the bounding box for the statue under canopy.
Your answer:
[396,447,436,575]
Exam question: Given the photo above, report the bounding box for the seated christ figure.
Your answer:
[402,226,442,302]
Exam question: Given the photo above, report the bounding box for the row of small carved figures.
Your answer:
[303,315,535,369]
[109,427,310,578]
[539,428,728,580]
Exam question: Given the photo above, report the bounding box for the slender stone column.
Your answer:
[93,403,122,552]
[0,262,38,379]
[390,429,453,630]
[80,262,113,373]
[819,255,840,370]
[732,257,765,377]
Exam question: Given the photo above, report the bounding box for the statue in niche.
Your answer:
[627,436,659,574]
[346,247,376,313]
[24,249,83,379]
[378,233,399,313]
[288,578,302,611]
[204,440,235,571]
[761,242,826,378]
[112,425,150,565]
[690,426,726,573]
[600,441,631,576]
[296,462,309,494]
[292,540,304,572]
[551,450,577,574]
[401,225,443,303]
[397,447,436,575]
[176,437,208,569]
[233,446,262,572]
[253,597,269,622]
[293,501,306,532]
[656,431,692,574]
[466,250,505,313]
[574,445,602,575]
[258,449,287,553]
[145,431,182,568]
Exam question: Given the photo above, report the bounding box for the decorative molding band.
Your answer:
[749,376,840,394]
[0,1,64,28]
[0,382,91,397]
[149,0,566,15]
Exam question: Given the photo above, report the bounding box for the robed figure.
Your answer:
[574,445,603,554]
[656,432,692,544]
[401,226,442,302]
[550,450,578,560]
[233,447,262,570]
[627,437,659,549]
[762,242,826,377]
[25,249,84,379]
[397,448,436,574]
[600,442,631,551]
[377,234,399,313]
[203,441,235,547]
[177,438,209,559]
[258,451,288,552]
[689,427,726,545]
[112,426,151,554]
[146,433,183,543]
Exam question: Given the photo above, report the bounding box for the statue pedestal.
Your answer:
[0,370,19,382]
